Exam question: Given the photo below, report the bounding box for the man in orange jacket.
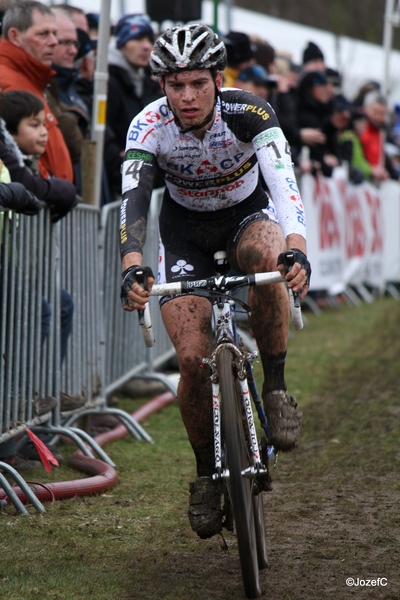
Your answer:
[0,0,73,182]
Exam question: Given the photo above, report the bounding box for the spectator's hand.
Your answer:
[300,128,326,145]
[50,195,81,223]
[18,191,46,215]
[371,165,389,181]
[275,73,290,93]
[324,154,339,168]
[0,182,44,215]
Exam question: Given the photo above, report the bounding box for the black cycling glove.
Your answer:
[277,248,312,285]
[121,265,154,307]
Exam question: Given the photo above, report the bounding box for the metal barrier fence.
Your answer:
[1,189,174,452]
[58,204,103,404]
[0,209,59,442]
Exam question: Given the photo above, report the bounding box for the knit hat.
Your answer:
[332,93,351,113]
[223,31,256,66]
[75,28,97,61]
[299,70,328,93]
[114,14,154,49]
[302,41,324,65]
[326,67,341,86]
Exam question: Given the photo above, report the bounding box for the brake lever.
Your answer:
[135,269,147,324]
[282,251,300,308]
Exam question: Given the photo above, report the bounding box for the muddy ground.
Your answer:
[128,396,399,600]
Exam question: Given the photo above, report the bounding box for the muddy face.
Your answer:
[163,70,222,137]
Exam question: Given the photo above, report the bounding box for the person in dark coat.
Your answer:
[105,13,163,198]
[296,70,337,176]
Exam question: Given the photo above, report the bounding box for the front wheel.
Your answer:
[253,493,268,569]
[218,348,261,599]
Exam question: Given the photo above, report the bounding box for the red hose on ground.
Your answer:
[0,391,176,505]
[94,392,176,447]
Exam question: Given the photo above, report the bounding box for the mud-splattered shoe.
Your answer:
[188,476,223,539]
[263,390,302,451]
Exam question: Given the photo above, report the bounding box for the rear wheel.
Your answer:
[218,348,261,599]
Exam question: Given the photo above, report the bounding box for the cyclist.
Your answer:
[119,24,311,539]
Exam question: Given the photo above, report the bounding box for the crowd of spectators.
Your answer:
[229,34,400,184]
[2,2,399,208]
[1,1,400,470]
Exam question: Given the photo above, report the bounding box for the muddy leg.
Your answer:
[235,220,289,379]
[236,220,301,450]
[161,295,215,475]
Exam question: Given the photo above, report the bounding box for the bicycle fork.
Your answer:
[203,345,270,485]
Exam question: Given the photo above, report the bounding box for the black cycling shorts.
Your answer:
[158,183,274,295]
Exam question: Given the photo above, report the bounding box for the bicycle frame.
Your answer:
[202,291,271,484]
[143,255,302,477]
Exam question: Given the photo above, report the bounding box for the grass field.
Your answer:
[1,296,399,599]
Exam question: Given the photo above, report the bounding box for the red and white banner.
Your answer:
[300,170,391,293]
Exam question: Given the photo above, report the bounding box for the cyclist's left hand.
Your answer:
[277,249,311,299]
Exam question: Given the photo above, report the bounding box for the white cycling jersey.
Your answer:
[120,88,306,255]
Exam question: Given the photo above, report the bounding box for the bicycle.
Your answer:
[134,251,303,599]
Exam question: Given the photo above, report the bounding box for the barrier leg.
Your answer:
[0,468,45,514]
[61,408,153,443]
[385,282,400,299]
[67,427,116,466]
[32,426,96,457]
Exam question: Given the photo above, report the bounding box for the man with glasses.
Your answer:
[0,0,73,181]
[47,8,91,191]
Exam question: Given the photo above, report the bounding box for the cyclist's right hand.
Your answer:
[121,265,154,311]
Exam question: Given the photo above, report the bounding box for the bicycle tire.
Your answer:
[218,348,261,599]
[253,493,268,569]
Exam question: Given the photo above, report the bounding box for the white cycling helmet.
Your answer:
[150,24,227,76]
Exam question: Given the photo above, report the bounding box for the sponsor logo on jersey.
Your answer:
[196,160,219,174]
[286,177,299,193]
[165,156,255,189]
[209,131,227,139]
[254,127,281,148]
[172,145,200,152]
[124,149,153,162]
[209,139,233,148]
[221,101,248,114]
[119,199,128,244]
[245,105,271,121]
[177,179,245,197]
[144,110,161,123]
[165,152,252,179]
[171,259,195,278]
[128,118,150,141]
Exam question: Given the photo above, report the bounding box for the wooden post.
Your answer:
[80,139,97,205]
